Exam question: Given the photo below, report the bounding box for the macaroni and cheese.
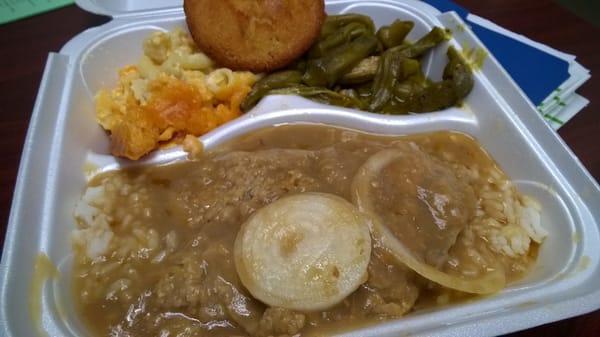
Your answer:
[95,28,257,160]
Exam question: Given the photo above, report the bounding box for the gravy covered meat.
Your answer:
[72,125,546,336]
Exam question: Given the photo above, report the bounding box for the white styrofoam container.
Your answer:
[1,1,599,336]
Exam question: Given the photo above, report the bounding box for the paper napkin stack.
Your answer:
[424,0,591,130]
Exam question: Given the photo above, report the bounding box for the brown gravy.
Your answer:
[72,124,538,336]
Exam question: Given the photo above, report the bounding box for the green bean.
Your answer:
[242,20,473,115]
[308,22,371,58]
[377,20,415,49]
[392,74,427,102]
[391,26,450,58]
[384,47,473,113]
[338,88,360,100]
[411,81,457,112]
[380,75,429,114]
[240,71,303,111]
[289,58,308,73]
[339,56,379,85]
[443,46,474,99]
[353,81,374,102]
[268,86,367,109]
[339,87,372,107]
[320,14,375,38]
[369,51,420,111]
[411,47,473,112]
[302,34,378,88]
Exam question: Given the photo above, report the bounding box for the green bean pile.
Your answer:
[240,14,474,114]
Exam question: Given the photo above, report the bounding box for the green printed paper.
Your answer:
[0,0,74,25]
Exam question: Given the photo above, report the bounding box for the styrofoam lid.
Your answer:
[75,0,182,17]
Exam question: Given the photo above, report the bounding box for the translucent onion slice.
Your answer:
[234,192,372,311]
[352,149,506,294]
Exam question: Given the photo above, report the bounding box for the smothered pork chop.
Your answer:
[72,125,546,336]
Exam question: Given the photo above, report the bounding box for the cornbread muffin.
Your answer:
[184,0,325,72]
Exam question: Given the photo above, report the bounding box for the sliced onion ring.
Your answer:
[234,192,372,311]
[352,149,506,294]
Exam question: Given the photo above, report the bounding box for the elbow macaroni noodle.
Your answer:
[95,28,257,160]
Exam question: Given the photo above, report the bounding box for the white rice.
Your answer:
[72,175,162,261]
[471,166,547,258]
[72,184,114,259]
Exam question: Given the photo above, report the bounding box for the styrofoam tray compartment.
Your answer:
[1,1,599,337]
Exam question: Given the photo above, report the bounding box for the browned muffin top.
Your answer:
[184,0,325,72]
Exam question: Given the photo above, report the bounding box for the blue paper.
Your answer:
[422,0,570,105]
[422,0,469,19]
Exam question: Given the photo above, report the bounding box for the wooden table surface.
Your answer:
[0,0,598,336]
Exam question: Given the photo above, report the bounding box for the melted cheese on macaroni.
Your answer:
[95,28,257,160]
